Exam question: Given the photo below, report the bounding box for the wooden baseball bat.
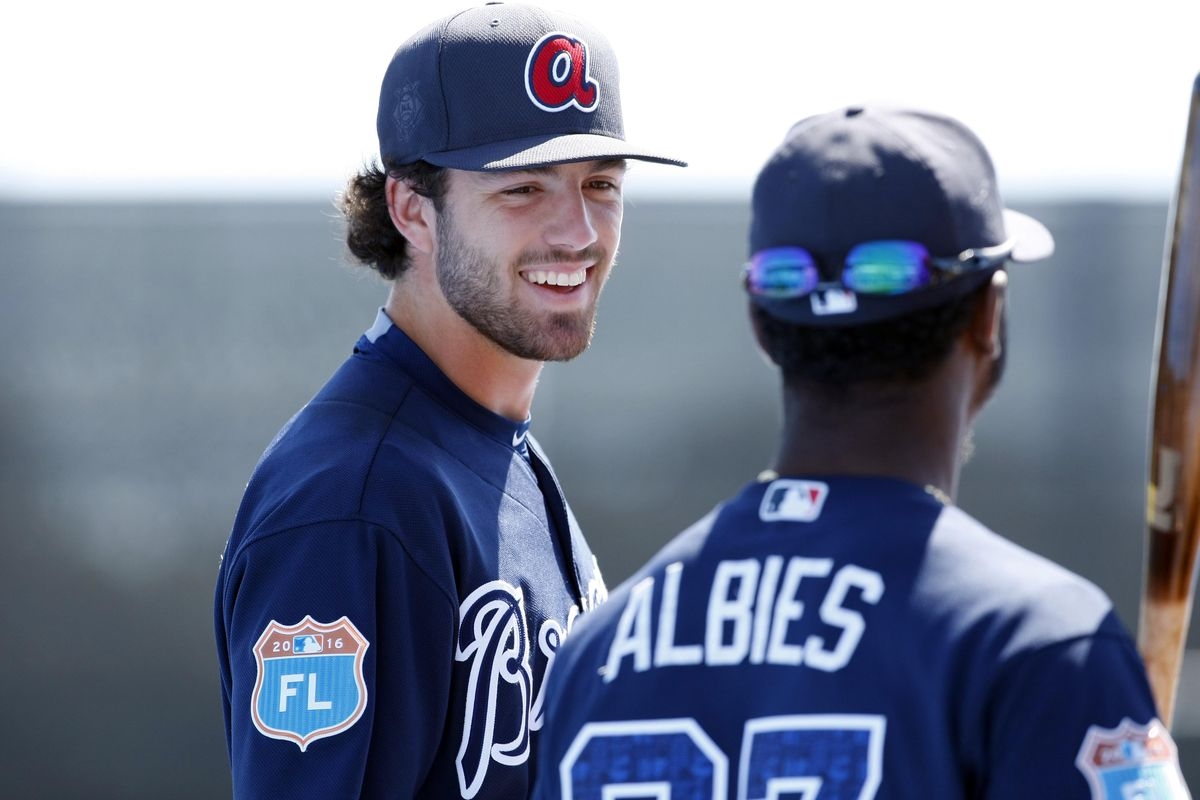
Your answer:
[1138,71,1200,729]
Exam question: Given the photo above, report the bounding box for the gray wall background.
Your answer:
[2,195,1196,796]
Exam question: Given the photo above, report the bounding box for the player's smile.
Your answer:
[518,263,596,300]
[520,265,589,289]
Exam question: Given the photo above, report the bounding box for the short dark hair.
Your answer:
[752,280,991,390]
[337,160,449,280]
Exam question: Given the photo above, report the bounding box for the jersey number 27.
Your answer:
[560,714,885,799]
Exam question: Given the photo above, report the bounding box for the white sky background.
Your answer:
[2,0,1198,202]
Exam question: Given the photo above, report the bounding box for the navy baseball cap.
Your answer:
[748,105,1054,326]
[376,2,686,171]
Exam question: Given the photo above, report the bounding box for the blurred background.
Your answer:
[4,0,1200,795]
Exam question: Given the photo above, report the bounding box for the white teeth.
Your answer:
[524,269,586,287]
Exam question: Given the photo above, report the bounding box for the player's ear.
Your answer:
[967,269,1008,362]
[385,175,436,257]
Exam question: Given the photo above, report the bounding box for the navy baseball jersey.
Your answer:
[214,309,607,799]
[531,476,1190,799]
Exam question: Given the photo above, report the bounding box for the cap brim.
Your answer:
[422,133,687,171]
[1003,208,1055,262]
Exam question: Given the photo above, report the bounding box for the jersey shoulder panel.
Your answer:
[920,505,1116,655]
[225,345,542,573]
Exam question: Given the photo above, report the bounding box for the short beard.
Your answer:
[434,207,610,362]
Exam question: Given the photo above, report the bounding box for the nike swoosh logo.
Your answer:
[513,430,527,447]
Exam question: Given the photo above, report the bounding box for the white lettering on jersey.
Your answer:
[657,562,703,667]
[766,558,833,666]
[528,619,565,732]
[707,559,761,666]
[750,555,784,664]
[603,558,884,682]
[455,578,603,797]
[806,565,885,672]
[456,581,532,798]
[584,557,610,614]
[535,571,607,732]
[603,576,655,681]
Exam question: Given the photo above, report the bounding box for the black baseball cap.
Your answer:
[376,2,686,171]
[748,105,1054,326]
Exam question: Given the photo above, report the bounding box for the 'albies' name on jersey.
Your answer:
[601,555,883,681]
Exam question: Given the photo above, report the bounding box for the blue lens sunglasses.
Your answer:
[743,239,1015,299]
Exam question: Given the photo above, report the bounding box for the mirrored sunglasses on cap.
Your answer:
[743,238,1015,299]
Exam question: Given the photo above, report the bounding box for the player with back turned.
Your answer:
[212,3,684,798]
[531,107,1192,797]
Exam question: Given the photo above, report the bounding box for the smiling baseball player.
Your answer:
[212,3,684,798]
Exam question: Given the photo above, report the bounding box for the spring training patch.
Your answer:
[1074,717,1190,798]
[251,616,369,751]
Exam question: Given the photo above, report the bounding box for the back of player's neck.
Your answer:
[774,390,962,493]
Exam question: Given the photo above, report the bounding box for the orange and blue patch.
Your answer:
[1075,718,1189,798]
[250,616,369,751]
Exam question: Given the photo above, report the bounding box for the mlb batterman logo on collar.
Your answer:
[745,105,1054,326]
[376,2,686,171]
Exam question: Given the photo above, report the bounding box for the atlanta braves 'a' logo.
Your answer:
[524,32,599,113]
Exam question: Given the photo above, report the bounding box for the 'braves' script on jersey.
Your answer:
[455,577,605,798]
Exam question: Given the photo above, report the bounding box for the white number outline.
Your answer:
[561,718,728,800]
[740,715,885,800]
[559,714,886,800]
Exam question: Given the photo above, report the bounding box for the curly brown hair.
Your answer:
[337,160,449,280]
